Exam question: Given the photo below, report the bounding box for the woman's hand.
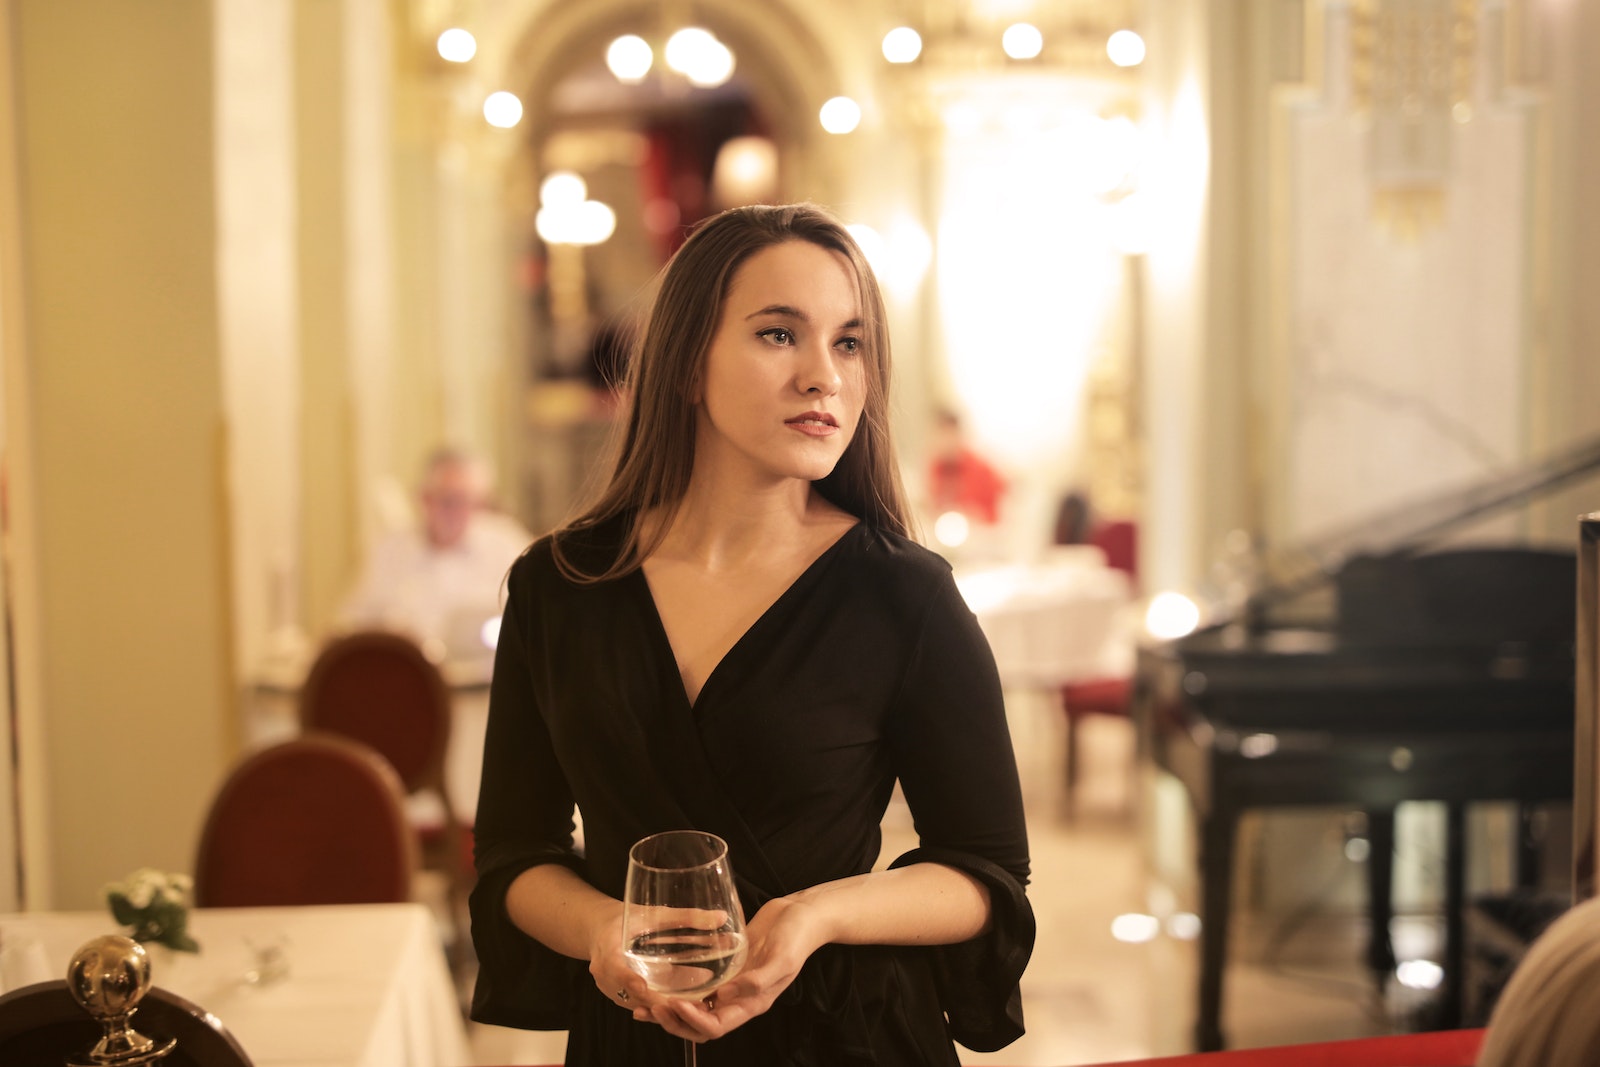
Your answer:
[584,899,651,1015]
[639,894,830,1043]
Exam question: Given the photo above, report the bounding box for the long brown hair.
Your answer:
[553,202,912,581]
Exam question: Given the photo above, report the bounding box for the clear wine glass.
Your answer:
[622,830,747,1067]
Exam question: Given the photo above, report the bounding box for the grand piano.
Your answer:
[1134,433,1600,1052]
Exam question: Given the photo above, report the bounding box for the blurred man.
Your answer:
[339,447,531,661]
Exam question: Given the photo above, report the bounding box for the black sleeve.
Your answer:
[884,568,1036,1052]
[468,561,588,1030]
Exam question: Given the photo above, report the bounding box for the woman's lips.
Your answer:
[786,413,838,436]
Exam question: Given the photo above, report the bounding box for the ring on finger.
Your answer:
[616,989,629,1002]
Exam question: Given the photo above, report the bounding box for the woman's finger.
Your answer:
[658,996,747,1041]
[647,1003,719,1043]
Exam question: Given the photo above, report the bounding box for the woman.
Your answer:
[470,203,1034,1065]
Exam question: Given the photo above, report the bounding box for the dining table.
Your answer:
[954,545,1136,691]
[0,902,471,1067]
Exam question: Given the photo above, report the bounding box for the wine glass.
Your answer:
[622,830,747,1067]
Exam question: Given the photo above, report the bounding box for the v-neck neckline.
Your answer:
[634,521,862,711]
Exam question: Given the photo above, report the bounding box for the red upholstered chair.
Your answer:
[1071,1028,1485,1066]
[1060,518,1139,819]
[1092,519,1140,588]
[1060,674,1136,819]
[297,629,454,813]
[194,733,415,907]
[296,629,470,938]
[0,979,254,1066]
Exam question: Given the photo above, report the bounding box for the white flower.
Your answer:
[122,878,156,909]
[108,868,190,911]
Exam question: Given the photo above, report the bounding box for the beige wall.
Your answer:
[11,0,235,907]
[0,0,37,913]
[0,0,456,907]
[296,0,358,637]
[216,0,299,675]
[1138,0,1212,593]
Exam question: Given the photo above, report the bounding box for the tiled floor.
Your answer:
[466,689,1429,1066]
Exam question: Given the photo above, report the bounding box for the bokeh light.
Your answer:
[882,27,923,64]
[1002,23,1043,60]
[437,28,477,63]
[1111,913,1161,944]
[933,511,971,548]
[483,91,523,128]
[539,172,587,208]
[1166,912,1202,940]
[606,35,653,83]
[1145,592,1201,639]
[1107,29,1147,67]
[1396,959,1444,991]
[819,96,862,134]
[685,38,735,88]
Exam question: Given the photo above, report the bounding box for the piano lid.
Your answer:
[1243,431,1600,622]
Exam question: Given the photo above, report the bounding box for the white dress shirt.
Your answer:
[338,509,532,660]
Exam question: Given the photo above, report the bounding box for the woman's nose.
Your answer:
[796,346,842,395]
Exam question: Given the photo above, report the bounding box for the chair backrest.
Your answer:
[297,629,452,798]
[1092,519,1139,590]
[1071,1027,1485,1067]
[194,733,416,907]
[0,979,253,1067]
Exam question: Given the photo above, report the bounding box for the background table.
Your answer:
[955,548,1135,690]
[0,902,470,1067]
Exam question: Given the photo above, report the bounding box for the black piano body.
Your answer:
[1135,437,1600,1053]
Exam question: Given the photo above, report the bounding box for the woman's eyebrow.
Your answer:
[744,304,864,331]
[745,303,807,321]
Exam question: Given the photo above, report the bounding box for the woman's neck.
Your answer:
[649,480,845,572]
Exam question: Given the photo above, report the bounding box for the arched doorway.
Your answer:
[490,1,844,531]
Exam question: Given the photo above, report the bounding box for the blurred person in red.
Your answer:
[927,408,1005,525]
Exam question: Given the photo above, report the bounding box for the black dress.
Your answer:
[469,516,1035,1066]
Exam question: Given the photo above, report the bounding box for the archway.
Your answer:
[487,0,847,529]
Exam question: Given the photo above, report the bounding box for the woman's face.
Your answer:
[693,240,867,488]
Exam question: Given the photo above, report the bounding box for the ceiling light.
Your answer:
[882,27,923,64]
[663,27,735,89]
[819,96,862,135]
[539,172,587,208]
[1107,29,1146,67]
[536,200,616,246]
[606,35,653,83]
[483,91,523,128]
[665,27,716,75]
[437,28,477,63]
[1002,23,1043,60]
[685,38,735,88]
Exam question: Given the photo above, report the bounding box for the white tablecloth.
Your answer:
[0,903,470,1067]
[956,550,1135,689]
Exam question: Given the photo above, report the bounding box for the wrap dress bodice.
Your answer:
[469,517,1035,1065]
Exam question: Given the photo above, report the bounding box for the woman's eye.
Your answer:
[758,327,794,346]
[836,336,861,355]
